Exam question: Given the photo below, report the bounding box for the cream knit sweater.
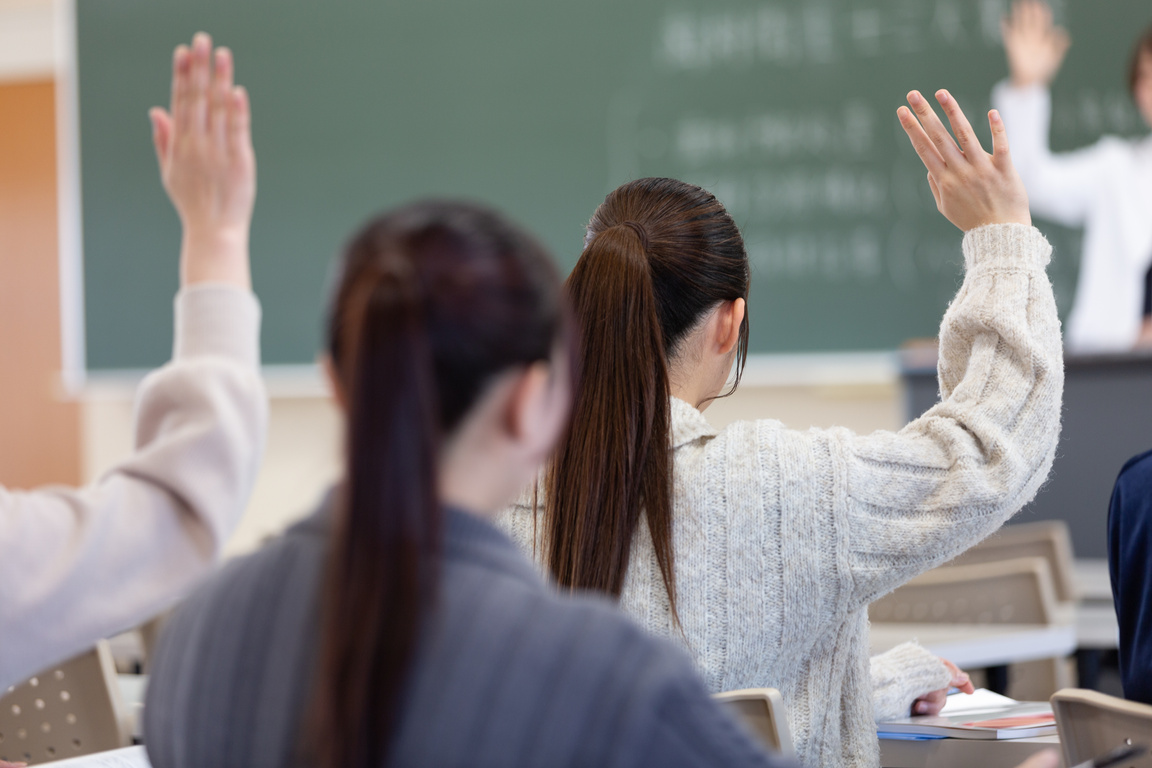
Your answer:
[499,224,1064,768]
[0,286,266,690]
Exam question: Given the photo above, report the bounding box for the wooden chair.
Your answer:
[0,642,131,765]
[713,688,795,757]
[869,556,1059,625]
[946,520,1078,604]
[1051,688,1152,767]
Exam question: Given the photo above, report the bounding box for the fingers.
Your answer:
[906,90,962,162]
[228,85,252,158]
[898,104,946,177]
[189,33,212,131]
[935,90,983,158]
[211,47,234,146]
[170,44,192,131]
[1034,0,1053,32]
[1018,0,1043,35]
[988,109,1012,164]
[952,672,976,694]
[913,689,946,716]
[149,107,172,167]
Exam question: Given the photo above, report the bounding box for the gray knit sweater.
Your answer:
[499,224,1064,768]
[143,497,792,768]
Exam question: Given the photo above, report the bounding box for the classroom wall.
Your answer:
[0,39,83,489]
[4,0,907,553]
[80,374,905,556]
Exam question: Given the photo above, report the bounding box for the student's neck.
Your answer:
[669,367,718,413]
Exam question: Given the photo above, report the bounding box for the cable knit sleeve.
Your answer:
[837,223,1062,611]
[869,643,951,723]
[0,285,267,690]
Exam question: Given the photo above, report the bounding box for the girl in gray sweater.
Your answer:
[501,91,1063,768]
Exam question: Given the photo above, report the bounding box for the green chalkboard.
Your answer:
[78,0,1151,368]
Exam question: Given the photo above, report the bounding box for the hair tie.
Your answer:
[620,221,650,251]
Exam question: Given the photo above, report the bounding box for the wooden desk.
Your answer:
[880,735,1060,768]
[870,624,1078,669]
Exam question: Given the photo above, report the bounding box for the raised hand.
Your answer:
[897,89,1031,232]
[149,32,255,290]
[1001,0,1071,89]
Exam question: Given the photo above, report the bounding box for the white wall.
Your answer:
[0,0,54,83]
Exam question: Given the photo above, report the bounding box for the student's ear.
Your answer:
[716,298,746,356]
[504,359,570,458]
[320,354,347,411]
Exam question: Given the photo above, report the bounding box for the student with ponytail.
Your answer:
[501,91,1064,768]
[142,162,789,766]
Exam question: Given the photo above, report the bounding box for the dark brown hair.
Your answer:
[309,201,565,768]
[1129,25,1152,97]
[544,177,748,620]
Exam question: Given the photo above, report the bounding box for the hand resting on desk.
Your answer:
[912,658,975,716]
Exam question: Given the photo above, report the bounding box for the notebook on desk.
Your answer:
[40,746,151,767]
[878,689,1057,740]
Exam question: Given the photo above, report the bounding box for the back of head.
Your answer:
[546,177,748,619]
[312,200,564,768]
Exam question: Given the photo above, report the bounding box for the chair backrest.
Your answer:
[713,688,795,757]
[868,556,1058,625]
[0,642,130,765]
[947,520,1078,603]
[1051,688,1152,767]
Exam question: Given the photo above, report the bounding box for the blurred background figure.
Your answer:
[994,0,1152,353]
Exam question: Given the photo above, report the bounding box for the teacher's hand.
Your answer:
[150,32,256,291]
[1002,0,1070,89]
[898,89,1031,232]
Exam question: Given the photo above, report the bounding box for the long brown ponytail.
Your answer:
[545,178,749,619]
[308,201,565,768]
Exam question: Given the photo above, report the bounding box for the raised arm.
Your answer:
[0,33,267,689]
[992,0,1108,225]
[840,91,1062,609]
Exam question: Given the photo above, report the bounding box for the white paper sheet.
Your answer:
[938,688,1018,715]
[38,746,150,768]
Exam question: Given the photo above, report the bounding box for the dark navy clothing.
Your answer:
[1108,448,1152,704]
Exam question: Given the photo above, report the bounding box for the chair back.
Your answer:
[1051,688,1152,767]
[948,520,1078,603]
[868,556,1058,625]
[713,688,795,757]
[0,642,130,765]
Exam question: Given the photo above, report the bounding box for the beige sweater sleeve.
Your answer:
[837,223,1063,611]
[869,643,952,722]
[0,286,267,689]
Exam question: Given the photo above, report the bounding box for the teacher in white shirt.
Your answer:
[993,0,1152,353]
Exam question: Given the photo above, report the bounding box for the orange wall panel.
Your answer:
[0,79,82,489]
